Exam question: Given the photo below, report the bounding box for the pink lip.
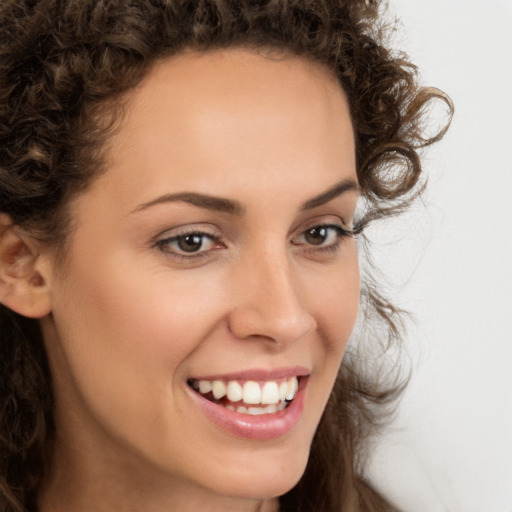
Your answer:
[187,376,308,440]
[189,366,310,382]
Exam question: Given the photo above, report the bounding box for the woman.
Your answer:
[0,1,452,511]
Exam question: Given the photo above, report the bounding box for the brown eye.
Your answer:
[304,227,329,246]
[156,231,220,258]
[177,234,205,253]
[292,223,352,251]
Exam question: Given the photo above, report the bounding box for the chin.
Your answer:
[201,445,310,501]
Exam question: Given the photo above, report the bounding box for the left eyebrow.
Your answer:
[299,179,360,211]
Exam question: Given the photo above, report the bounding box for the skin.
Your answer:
[34,49,360,512]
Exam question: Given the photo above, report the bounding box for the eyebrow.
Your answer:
[299,179,360,211]
[132,178,359,215]
[132,192,245,215]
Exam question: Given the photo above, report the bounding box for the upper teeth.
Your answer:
[192,376,299,405]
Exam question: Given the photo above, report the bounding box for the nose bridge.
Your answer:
[228,242,316,344]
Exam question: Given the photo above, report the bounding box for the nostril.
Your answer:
[227,304,316,345]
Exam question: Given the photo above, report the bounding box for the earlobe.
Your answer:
[0,214,52,318]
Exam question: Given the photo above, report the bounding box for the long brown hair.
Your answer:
[0,1,452,511]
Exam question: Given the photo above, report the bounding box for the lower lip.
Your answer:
[188,377,308,440]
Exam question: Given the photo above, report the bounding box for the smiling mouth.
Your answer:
[187,376,300,415]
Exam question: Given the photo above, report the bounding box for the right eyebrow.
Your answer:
[131,192,246,216]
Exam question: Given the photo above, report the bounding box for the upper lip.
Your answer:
[189,366,310,382]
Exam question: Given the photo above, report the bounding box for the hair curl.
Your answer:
[0,1,452,511]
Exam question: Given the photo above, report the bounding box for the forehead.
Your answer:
[132,47,347,114]
[88,48,356,211]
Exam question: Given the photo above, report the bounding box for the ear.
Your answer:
[0,214,52,318]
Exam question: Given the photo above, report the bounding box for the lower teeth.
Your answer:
[223,402,288,415]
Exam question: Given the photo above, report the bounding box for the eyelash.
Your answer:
[154,223,359,261]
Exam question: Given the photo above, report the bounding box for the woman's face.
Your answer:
[40,49,360,509]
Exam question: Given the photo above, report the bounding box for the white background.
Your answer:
[365,1,512,511]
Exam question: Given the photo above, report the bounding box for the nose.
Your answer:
[227,248,317,346]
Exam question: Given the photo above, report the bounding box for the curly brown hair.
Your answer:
[0,1,452,511]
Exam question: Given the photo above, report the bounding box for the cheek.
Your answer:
[302,245,360,401]
[313,247,360,355]
[61,285,217,385]
[47,250,228,421]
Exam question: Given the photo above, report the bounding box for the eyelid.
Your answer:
[292,215,356,237]
[153,223,222,243]
[291,223,350,243]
